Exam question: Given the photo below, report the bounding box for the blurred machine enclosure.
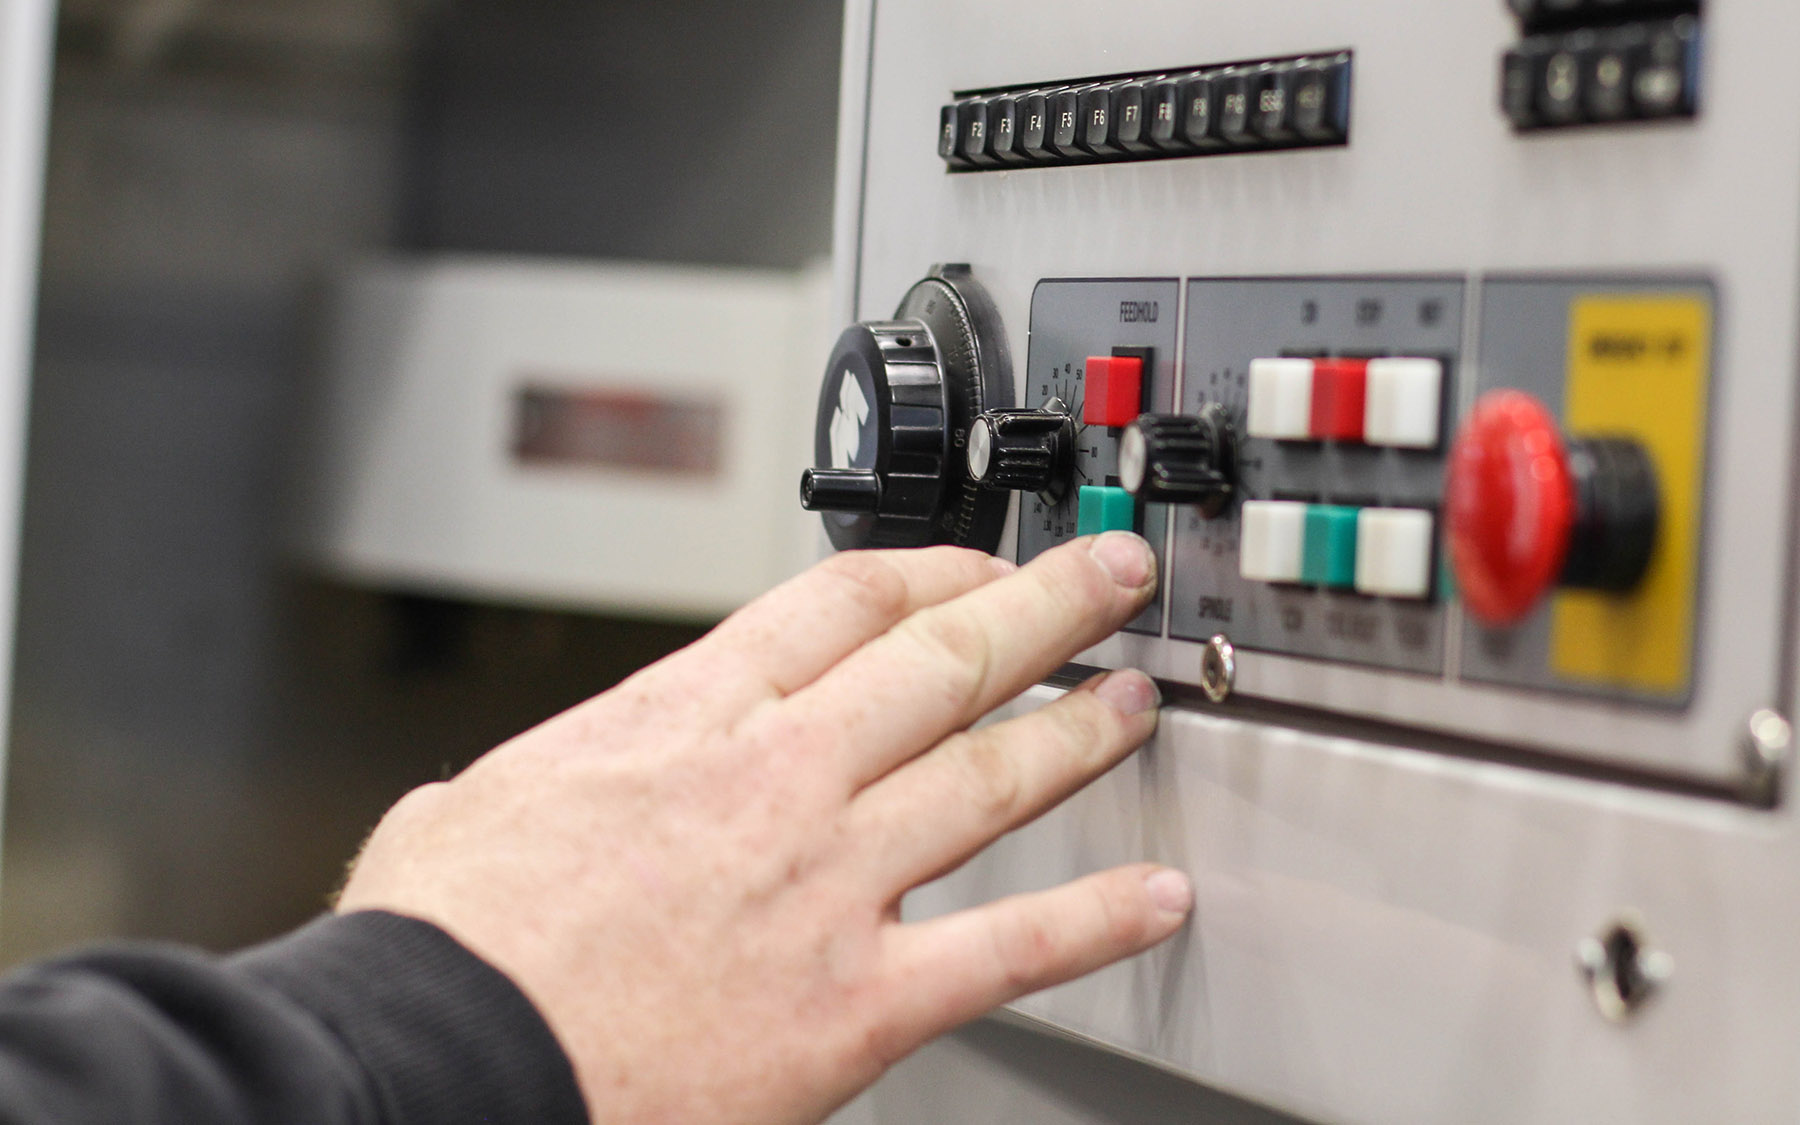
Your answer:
[0,0,54,853]
[291,258,829,619]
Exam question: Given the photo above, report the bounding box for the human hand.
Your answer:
[336,532,1191,1124]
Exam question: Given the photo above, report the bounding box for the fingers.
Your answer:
[778,532,1157,786]
[844,670,1160,890]
[875,865,1192,1047]
[699,547,1013,699]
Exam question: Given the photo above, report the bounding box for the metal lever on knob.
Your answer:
[1118,403,1238,518]
[800,468,881,514]
[967,397,1077,502]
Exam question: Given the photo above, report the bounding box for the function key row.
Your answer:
[940,53,1352,173]
[1501,16,1699,130]
[1505,0,1699,33]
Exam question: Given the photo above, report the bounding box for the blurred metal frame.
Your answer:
[0,0,56,906]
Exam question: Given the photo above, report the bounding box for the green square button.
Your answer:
[1302,505,1359,589]
[1076,486,1137,537]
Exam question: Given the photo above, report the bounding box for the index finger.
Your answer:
[696,546,1014,700]
[773,532,1157,788]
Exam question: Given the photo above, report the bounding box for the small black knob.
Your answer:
[1562,437,1659,592]
[968,400,1077,502]
[1119,404,1237,517]
[800,468,881,514]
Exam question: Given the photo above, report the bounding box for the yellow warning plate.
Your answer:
[1550,294,1710,696]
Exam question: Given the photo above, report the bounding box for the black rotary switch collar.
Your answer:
[802,322,948,548]
[1119,404,1238,517]
[968,401,1077,502]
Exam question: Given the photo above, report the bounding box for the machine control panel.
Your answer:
[805,271,1718,777]
[820,0,1800,1118]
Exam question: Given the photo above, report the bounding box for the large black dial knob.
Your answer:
[967,399,1076,502]
[1118,404,1237,517]
[800,265,1012,553]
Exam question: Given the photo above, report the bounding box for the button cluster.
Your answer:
[1245,356,1444,448]
[941,53,1352,173]
[1501,16,1700,131]
[1241,501,1436,600]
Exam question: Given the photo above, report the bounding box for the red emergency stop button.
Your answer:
[1084,355,1143,427]
[1309,358,1368,441]
[1445,390,1575,626]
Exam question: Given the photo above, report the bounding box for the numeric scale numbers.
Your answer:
[1186,365,1250,563]
[1026,364,1092,541]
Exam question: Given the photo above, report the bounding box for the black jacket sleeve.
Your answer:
[0,911,589,1125]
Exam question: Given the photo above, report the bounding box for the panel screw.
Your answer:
[1741,709,1791,805]
[1575,913,1671,1024]
[1200,634,1236,703]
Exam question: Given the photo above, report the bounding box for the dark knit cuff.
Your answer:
[231,911,588,1125]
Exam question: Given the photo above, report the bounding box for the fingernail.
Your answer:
[1095,669,1160,716]
[988,555,1018,576]
[1145,869,1194,916]
[1090,532,1154,588]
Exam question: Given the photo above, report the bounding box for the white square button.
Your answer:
[1246,358,1316,441]
[1240,501,1309,584]
[1363,357,1444,449]
[1355,508,1436,599]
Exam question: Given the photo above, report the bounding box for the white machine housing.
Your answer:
[827,1,1800,1121]
[292,256,829,620]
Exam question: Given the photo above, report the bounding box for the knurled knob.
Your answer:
[1119,404,1237,517]
[799,266,1014,553]
[967,400,1077,501]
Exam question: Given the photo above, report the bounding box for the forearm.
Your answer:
[0,912,586,1125]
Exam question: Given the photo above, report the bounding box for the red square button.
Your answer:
[1083,355,1144,427]
[1309,358,1369,441]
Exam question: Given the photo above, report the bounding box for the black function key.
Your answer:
[1018,91,1056,162]
[1178,73,1222,149]
[1147,79,1189,152]
[1501,43,1547,128]
[1535,33,1590,127]
[1049,87,1087,158]
[939,104,969,166]
[1628,17,1699,119]
[1215,68,1258,147]
[1251,62,1297,143]
[958,99,1001,166]
[1113,81,1157,153]
[1583,26,1641,122]
[1292,54,1352,142]
[988,96,1029,163]
[1079,84,1126,156]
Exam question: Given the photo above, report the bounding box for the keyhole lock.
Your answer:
[1575,914,1672,1023]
